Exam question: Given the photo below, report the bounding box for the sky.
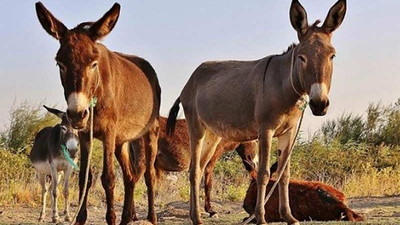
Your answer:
[0,0,399,135]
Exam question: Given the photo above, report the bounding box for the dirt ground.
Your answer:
[1,196,399,225]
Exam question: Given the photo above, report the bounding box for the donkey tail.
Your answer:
[166,97,181,136]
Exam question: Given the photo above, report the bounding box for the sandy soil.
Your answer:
[1,196,399,224]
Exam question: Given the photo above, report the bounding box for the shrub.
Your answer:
[0,101,59,154]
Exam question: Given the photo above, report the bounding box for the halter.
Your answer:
[289,47,309,110]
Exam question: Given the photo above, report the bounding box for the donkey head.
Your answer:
[44,105,79,159]
[290,0,346,116]
[36,2,120,129]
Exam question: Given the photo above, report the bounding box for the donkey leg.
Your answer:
[76,132,93,225]
[203,137,223,217]
[63,167,73,222]
[129,139,146,221]
[236,142,259,180]
[38,173,47,222]
[255,129,273,225]
[277,129,299,225]
[50,168,60,223]
[143,122,159,224]
[186,119,206,225]
[115,142,135,225]
[101,131,117,225]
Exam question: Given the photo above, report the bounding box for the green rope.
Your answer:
[89,97,97,108]
[61,144,79,170]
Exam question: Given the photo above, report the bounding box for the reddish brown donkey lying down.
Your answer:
[242,163,364,222]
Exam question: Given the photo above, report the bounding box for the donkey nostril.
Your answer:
[325,99,330,108]
[81,109,89,119]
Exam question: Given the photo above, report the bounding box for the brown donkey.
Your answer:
[35,3,161,225]
[242,160,364,223]
[130,117,258,219]
[167,0,347,224]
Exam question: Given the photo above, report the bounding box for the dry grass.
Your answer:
[1,146,400,209]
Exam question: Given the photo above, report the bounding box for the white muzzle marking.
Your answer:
[66,138,79,150]
[309,83,328,101]
[67,92,89,113]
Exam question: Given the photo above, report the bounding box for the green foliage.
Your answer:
[226,184,247,202]
[0,101,59,154]
[214,154,247,178]
[320,113,365,144]
[320,99,400,146]
[179,184,190,202]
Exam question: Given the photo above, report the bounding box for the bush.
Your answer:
[0,149,35,205]
[0,101,59,154]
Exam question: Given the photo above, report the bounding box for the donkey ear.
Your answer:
[290,0,308,37]
[242,159,256,173]
[35,2,68,40]
[322,0,347,34]
[269,161,278,177]
[89,3,120,41]
[43,105,65,118]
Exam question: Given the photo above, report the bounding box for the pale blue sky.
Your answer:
[1,1,399,134]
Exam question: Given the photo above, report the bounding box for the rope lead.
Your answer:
[70,96,97,225]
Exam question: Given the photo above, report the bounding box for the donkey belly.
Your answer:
[32,158,72,175]
[204,121,258,142]
[182,59,261,142]
[32,160,52,175]
[195,86,258,142]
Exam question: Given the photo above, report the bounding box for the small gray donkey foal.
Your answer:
[29,105,79,223]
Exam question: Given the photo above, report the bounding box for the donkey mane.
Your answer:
[281,20,322,55]
[282,43,297,55]
[311,20,322,28]
[51,124,62,147]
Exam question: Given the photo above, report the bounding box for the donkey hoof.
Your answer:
[210,212,219,218]
[38,217,44,222]
[52,217,60,223]
[193,219,204,225]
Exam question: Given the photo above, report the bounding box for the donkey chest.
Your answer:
[272,111,302,137]
[94,99,155,143]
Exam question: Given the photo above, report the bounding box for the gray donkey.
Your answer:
[29,106,79,223]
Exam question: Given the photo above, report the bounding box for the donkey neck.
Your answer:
[272,46,307,109]
[47,125,64,158]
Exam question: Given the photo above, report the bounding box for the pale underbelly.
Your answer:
[204,122,258,142]
[32,158,75,175]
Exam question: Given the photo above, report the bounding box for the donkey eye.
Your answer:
[298,55,306,63]
[60,126,67,133]
[330,54,336,60]
[91,61,98,69]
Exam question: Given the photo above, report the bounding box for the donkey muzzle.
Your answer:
[66,109,89,129]
[68,149,78,159]
[309,98,329,116]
